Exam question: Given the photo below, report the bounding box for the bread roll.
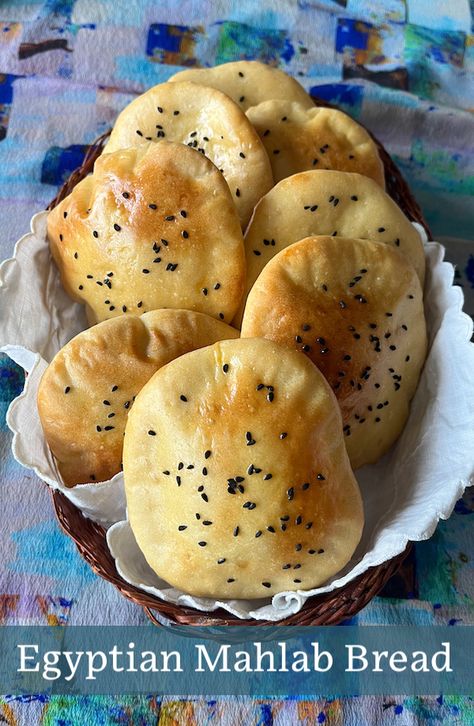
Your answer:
[246,101,384,187]
[169,60,313,111]
[124,337,363,599]
[48,141,246,325]
[38,309,238,486]
[103,81,273,227]
[241,236,427,469]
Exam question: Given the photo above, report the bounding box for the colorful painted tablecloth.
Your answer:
[0,1,473,723]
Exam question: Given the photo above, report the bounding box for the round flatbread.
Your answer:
[124,337,363,599]
[103,81,273,227]
[246,101,385,187]
[241,236,427,469]
[169,60,314,112]
[236,169,425,325]
[48,141,246,325]
[38,309,238,487]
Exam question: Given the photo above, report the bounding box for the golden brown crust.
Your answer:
[47,141,246,325]
[37,310,238,486]
[235,169,425,325]
[241,236,427,469]
[169,61,314,112]
[124,338,363,599]
[103,81,273,227]
[246,101,385,187]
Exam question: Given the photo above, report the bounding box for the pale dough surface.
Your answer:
[38,309,238,486]
[48,141,246,325]
[103,81,273,227]
[169,60,314,112]
[241,236,427,469]
[236,169,425,325]
[124,337,363,599]
[246,101,385,187]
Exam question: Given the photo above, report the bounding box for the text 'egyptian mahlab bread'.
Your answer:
[47,141,246,325]
[37,310,238,487]
[246,101,384,187]
[123,338,364,599]
[102,81,273,227]
[235,169,425,325]
[168,60,314,112]
[241,236,427,469]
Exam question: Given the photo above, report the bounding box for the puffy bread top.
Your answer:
[236,169,425,325]
[124,337,363,599]
[47,141,246,325]
[246,101,385,187]
[103,81,273,227]
[37,309,238,486]
[241,236,427,469]
[169,60,314,112]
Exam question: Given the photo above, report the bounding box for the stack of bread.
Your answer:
[40,61,427,600]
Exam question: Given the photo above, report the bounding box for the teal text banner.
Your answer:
[0,626,471,696]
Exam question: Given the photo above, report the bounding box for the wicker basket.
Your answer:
[47,97,430,626]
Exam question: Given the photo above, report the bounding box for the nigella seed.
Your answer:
[182,230,189,239]
[262,582,271,588]
[282,563,291,570]
[267,391,274,402]
[223,363,229,373]
[308,549,316,554]
[317,474,325,480]
[202,467,207,476]
[281,524,287,531]
[142,269,150,274]
[148,430,156,436]
[263,473,272,481]
[122,306,127,313]
[378,227,385,233]
[178,525,187,531]
[64,386,70,394]
[180,395,187,402]
[202,288,208,296]
[295,544,302,552]
[236,188,241,197]
[267,526,275,533]
[305,522,313,529]
[122,192,130,199]
[253,250,261,256]
[255,531,262,538]
[294,579,301,584]
[219,313,224,320]
[103,400,110,406]
[78,285,83,290]
[233,527,239,536]
[201,493,208,502]
[287,487,294,501]
[96,425,101,432]
[280,432,287,439]
[178,462,184,470]
[217,558,226,564]
[239,152,246,159]
[302,482,310,491]
[176,476,181,485]
[202,520,212,526]
[114,224,121,232]
[295,515,302,525]
[205,450,211,459]
[104,425,114,431]
[198,541,206,547]
[214,283,221,290]
[227,578,235,583]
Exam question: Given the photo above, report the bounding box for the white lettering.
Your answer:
[346,644,368,672]
[17,645,39,673]
[195,644,230,672]
[62,651,84,681]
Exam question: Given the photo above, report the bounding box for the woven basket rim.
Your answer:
[46,95,428,626]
